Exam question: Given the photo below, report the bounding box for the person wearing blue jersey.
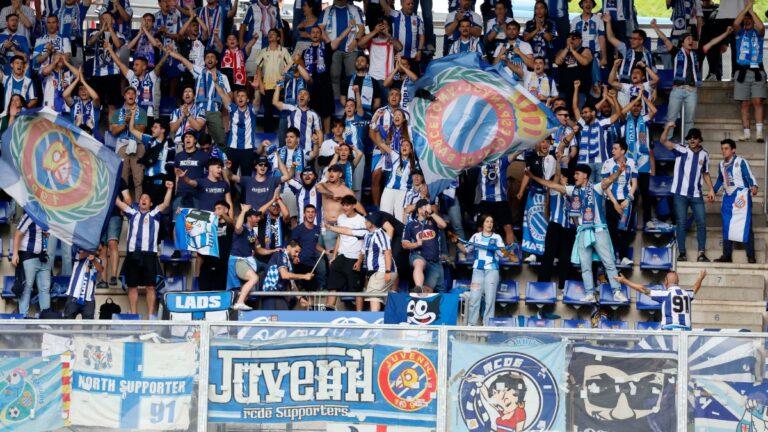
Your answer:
[12,212,51,316]
[0,54,35,110]
[86,12,125,114]
[40,52,76,113]
[484,3,514,58]
[601,141,637,266]
[110,88,148,199]
[729,2,763,143]
[651,19,701,140]
[342,90,367,196]
[622,93,657,228]
[377,132,418,223]
[448,19,483,54]
[615,270,707,330]
[603,13,655,85]
[228,155,290,214]
[455,214,506,325]
[381,0,424,62]
[33,15,72,72]
[216,85,259,177]
[327,141,363,191]
[341,54,381,117]
[197,0,237,51]
[63,249,104,319]
[176,158,234,216]
[537,168,576,289]
[523,2,558,66]
[318,0,364,102]
[0,14,30,73]
[493,21,534,83]
[529,162,628,303]
[169,86,206,150]
[272,83,324,161]
[173,131,212,211]
[239,0,281,50]
[572,80,622,182]
[228,204,276,311]
[713,139,758,263]
[287,168,322,226]
[660,123,715,262]
[444,0,482,56]
[402,199,448,294]
[128,116,174,208]
[477,152,518,251]
[114,180,173,316]
[0,0,36,46]
[571,0,607,75]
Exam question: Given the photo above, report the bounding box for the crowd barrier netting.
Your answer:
[0,321,765,431]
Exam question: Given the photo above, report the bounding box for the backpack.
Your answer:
[98,298,121,319]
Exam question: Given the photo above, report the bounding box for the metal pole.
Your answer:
[677,332,689,432]
[436,327,449,432]
[197,322,211,432]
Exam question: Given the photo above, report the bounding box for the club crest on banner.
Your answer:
[458,352,560,431]
[13,116,109,222]
[377,350,437,412]
[81,343,113,371]
[0,369,38,424]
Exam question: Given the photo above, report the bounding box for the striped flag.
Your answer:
[408,52,557,196]
[721,187,751,243]
[0,108,122,251]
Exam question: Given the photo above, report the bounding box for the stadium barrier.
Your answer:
[0,321,764,431]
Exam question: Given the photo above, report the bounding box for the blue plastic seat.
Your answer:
[455,251,473,266]
[525,317,556,328]
[2,276,15,298]
[0,314,24,319]
[636,321,661,330]
[636,286,663,311]
[657,69,674,90]
[562,319,590,329]
[600,319,629,330]
[452,279,471,296]
[648,175,673,197]
[616,247,634,269]
[159,240,191,263]
[562,280,592,307]
[50,276,70,299]
[652,142,676,162]
[487,317,518,327]
[496,281,519,304]
[652,104,669,124]
[524,281,557,306]
[0,201,10,224]
[159,276,187,295]
[640,247,673,270]
[499,244,521,267]
[599,283,630,307]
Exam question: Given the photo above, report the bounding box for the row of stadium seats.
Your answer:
[488,316,661,330]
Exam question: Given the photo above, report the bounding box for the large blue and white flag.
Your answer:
[0,108,122,251]
[693,379,768,432]
[448,338,567,432]
[521,189,547,255]
[174,208,219,257]
[0,355,65,432]
[408,53,557,196]
[721,187,751,243]
[70,337,197,430]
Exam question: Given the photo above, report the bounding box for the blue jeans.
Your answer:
[468,269,499,326]
[445,200,465,240]
[20,257,52,315]
[417,0,434,46]
[578,229,620,295]
[673,195,706,255]
[47,237,72,276]
[667,86,698,139]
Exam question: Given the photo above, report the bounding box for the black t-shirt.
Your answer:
[559,47,591,95]
[195,178,230,211]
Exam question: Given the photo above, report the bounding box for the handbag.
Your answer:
[98,298,121,319]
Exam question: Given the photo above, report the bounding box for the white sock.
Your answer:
[757,123,764,136]
[744,128,751,138]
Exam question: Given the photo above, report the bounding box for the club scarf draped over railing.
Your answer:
[408,52,558,197]
[0,108,123,251]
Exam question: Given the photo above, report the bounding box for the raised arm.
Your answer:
[608,58,622,89]
[272,82,286,111]
[692,269,707,294]
[106,41,130,77]
[572,80,582,121]
[154,181,175,213]
[614,273,650,294]
[650,19,674,52]
[599,160,625,190]
[602,13,622,48]
[527,170,567,194]
[167,48,195,72]
[703,26,734,54]
[660,122,677,150]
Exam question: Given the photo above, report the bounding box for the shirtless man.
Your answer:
[316,164,366,254]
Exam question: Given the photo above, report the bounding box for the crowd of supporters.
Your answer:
[2,0,763,323]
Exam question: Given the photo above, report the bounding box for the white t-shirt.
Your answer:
[368,36,395,80]
[336,213,366,259]
[718,0,746,19]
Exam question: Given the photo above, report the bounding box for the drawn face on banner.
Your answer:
[406,298,440,325]
[581,365,665,421]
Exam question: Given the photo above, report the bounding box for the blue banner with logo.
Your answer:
[448,338,566,431]
[174,208,220,257]
[521,189,547,255]
[237,310,384,341]
[0,108,122,250]
[0,355,64,432]
[384,293,460,325]
[207,338,439,426]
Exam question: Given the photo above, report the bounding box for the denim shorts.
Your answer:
[410,252,445,292]
[100,215,123,243]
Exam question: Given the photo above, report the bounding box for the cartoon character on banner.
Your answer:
[0,369,37,424]
[736,394,768,432]
[458,352,560,431]
[184,209,214,251]
[406,297,440,325]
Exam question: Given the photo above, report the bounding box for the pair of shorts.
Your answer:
[121,252,161,287]
[365,271,393,303]
[100,215,123,244]
[477,200,513,228]
[734,70,767,100]
[64,298,95,319]
[321,228,338,250]
[227,256,258,290]
[409,253,445,292]
[90,74,123,107]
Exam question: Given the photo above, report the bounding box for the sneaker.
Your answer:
[97,281,108,289]
[619,257,633,266]
[613,291,628,303]
[705,73,718,81]
[713,256,732,263]
[524,254,537,263]
[748,256,757,264]
[739,133,751,142]
[677,253,687,262]
[109,277,118,286]
[697,253,710,263]
[757,135,765,144]
[231,303,253,311]
[578,293,596,303]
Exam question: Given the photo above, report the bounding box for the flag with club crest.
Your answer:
[408,52,558,196]
[0,108,122,251]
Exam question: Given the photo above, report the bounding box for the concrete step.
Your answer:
[683,239,766,264]
[676,268,765,302]
[707,212,767,227]
[692,300,765,331]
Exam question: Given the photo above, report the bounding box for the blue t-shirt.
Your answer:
[291,223,321,266]
[174,149,211,197]
[230,224,257,258]
[195,178,229,211]
[240,175,281,211]
[403,218,441,262]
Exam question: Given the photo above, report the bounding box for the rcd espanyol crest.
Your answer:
[458,352,559,431]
